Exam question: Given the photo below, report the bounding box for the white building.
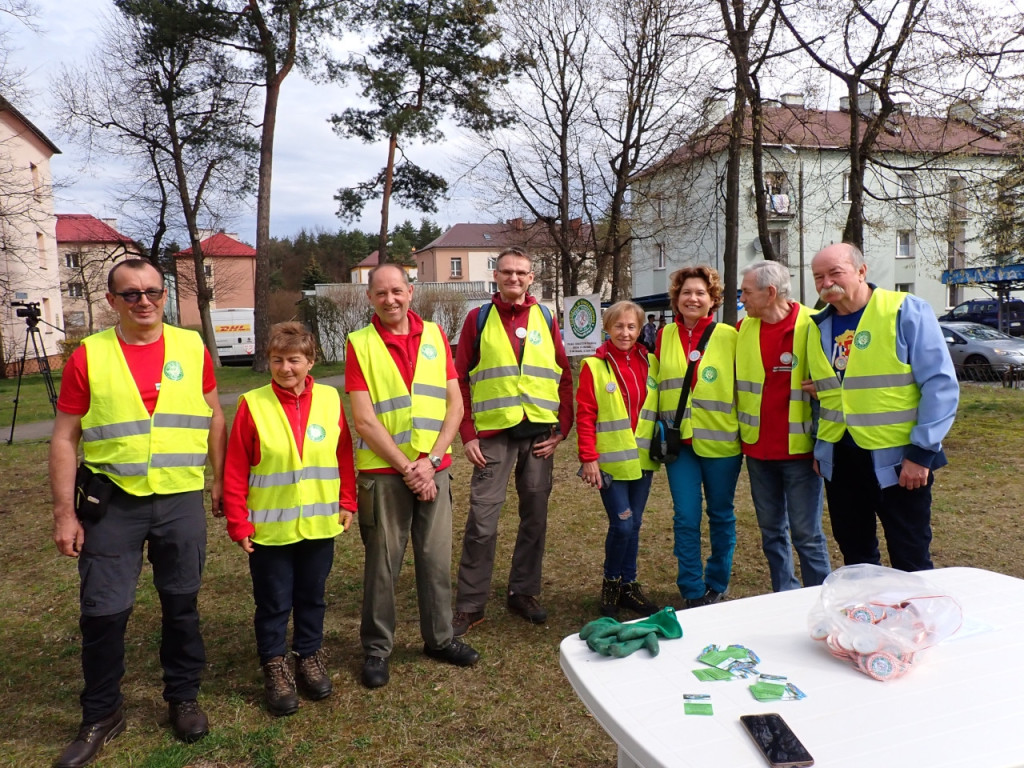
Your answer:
[630,94,1014,314]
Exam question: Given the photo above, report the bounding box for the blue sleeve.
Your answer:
[895,296,959,464]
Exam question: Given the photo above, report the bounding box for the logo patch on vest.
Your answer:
[701,366,719,383]
[528,330,542,345]
[854,331,872,350]
[647,376,656,389]
[307,424,327,442]
[163,361,184,381]
[421,343,438,360]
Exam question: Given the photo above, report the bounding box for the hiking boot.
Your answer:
[262,655,299,717]
[451,609,486,638]
[361,655,389,689]
[424,639,480,667]
[168,700,209,743]
[54,708,126,768]
[619,581,659,617]
[295,648,332,701]
[685,588,726,610]
[600,577,621,618]
[507,592,547,624]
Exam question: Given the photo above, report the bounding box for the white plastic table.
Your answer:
[560,567,1024,768]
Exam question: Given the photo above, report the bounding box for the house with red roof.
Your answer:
[350,249,418,285]
[0,95,64,375]
[174,230,257,328]
[630,93,1018,314]
[56,213,140,333]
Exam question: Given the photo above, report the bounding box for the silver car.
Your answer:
[940,321,1024,380]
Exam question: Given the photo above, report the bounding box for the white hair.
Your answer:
[742,260,791,300]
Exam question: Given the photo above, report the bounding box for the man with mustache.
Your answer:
[803,243,958,571]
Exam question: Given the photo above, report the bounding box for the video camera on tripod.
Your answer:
[6,299,59,444]
[11,300,42,320]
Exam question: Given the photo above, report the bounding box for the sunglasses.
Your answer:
[114,288,165,304]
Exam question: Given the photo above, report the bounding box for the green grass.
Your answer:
[1,384,1022,766]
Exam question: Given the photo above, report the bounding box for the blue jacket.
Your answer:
[810,286,959,488]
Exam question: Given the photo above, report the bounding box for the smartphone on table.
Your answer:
[739,713,814,767]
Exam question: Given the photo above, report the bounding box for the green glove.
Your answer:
[580,617,624,655]
[578,608,683,658]
[609,632,660,658]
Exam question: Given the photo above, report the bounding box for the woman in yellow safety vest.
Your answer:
[656,266,742,609]
[576,301,661,618]
[222,322,357,717]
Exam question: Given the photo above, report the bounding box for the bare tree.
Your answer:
[411,284,469,342]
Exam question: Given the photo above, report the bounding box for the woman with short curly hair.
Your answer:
[656,265,742,609]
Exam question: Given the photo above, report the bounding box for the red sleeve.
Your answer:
[575,362,599,462]
[223,396,258,542]
[337,407,357,511]
[56,345,90,415]
[344,341,368,392]
[202,347,217,394]
[551,316,575,437]
[455,308,481,444]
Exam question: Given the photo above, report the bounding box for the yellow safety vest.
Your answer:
[81,326,212,496]
[736,304,815,455]
[807,289,920,449]
[242,383,343,546]
[658,323,740,458]
[348,321,450,470]
[582,355,660,480]
[469,304,562,431]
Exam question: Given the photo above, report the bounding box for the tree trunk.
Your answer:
[377,132,399,263]
[722,88,745,326]
[252,75,281,373]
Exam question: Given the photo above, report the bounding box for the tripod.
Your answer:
[6,311,59,445]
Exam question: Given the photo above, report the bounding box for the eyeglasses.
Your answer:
[497,269,532,278]
[114,288,165,304]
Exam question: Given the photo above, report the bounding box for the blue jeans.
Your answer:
[599,471,654,582]
[665,444,743,600]
[249,537,336,665]
[746,457,832,592]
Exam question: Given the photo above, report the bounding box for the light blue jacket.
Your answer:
[810,286,959,488]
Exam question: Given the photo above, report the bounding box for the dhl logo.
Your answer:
[215,324,251,332]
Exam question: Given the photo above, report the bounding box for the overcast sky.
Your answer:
[5,0,486,245]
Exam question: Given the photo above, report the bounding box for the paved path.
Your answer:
[5,374,346,445]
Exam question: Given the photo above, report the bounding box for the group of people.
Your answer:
[47,241,958,767]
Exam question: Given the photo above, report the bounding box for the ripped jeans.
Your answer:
[599,471,654,582]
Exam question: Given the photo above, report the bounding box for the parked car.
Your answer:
[939,321,1024,380]
[938,298,1024,336]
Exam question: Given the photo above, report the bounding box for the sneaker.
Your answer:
[295,648,332,701]
[54,708,126,768]
[451,609,486,638]
[685,588,726,609]
[361,655,389,689]
[424,639,480,667]
[168,700,209,743]
[600,577,621,618]
[619,581,659,617]
[507,592,547,624]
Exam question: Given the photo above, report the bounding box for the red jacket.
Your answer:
[455,294,574,444]
[223,375,357,542]
[576,340,651,463]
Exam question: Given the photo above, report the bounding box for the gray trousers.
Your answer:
[357,470,454,657]
[455,432,553,612]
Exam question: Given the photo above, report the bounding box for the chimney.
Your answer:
[701,97,728,127]
[856,91,878,114]
[839,96,850,112]
[948,97,984,123]
[101,218,118,229]
[781,93,804,108]
[507,217,524,231]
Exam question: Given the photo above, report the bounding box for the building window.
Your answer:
[65,252,81,268]
[542,279,554,300]
[30,163,41,201]
[948,176,969,221]
[896,230,914,259]
[895,282,915,294]
[769,230,789,266]
[656,197,664,219]
[450,257,462,278]
[488,281,498,294]
[203,264,212,278]
[488,256,497,270]
[66,311,86,327]
[68,282,85,298]
[898,173,916,202]
[37,232,47,268]
[656,244,666,270]
[842,173,851,202]
[764,172,788,195]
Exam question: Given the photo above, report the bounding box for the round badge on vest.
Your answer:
[688,350,701,362]
[780,352,793,365]
[515,327,527,339]
[835,356,848,371]
[606,382,617,393]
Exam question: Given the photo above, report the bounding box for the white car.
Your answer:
[940,321,1024,380]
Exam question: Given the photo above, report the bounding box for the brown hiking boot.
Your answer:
[262,655,298,717]
[451,609,486,638]
[619,581,659,617]
[295,648,333,701]
[507,592,547,624]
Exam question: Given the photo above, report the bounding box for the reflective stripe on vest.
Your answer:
[242,383,343,545]
[657,323,740,458]
[735,304,815,455]
[583,355,659,480]
[807,289,921,449]
[348,321,450,470]
[81,326,211,495]
[469,304,561,431]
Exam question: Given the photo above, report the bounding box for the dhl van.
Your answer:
[210,308,255,364]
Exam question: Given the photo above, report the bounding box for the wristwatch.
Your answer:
[428,455,442,470]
